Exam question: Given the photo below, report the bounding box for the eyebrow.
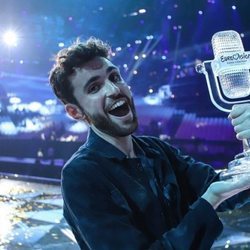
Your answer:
[83,66,119,92]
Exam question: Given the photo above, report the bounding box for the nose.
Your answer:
[105,80,121,97]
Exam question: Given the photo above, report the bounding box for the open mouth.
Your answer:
[108,100,130,117]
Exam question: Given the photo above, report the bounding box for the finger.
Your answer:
[223,176,250,189]
[236,129,250,140]
[231,112,249,126]
[233,123,244,134]
[232,176,250,189]
[233,119,250,133]
[232,117,250,133]
[229,104,250,119]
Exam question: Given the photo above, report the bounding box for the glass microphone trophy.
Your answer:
[196,30,250,180]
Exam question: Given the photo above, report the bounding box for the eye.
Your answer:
[110,73,122,83]
[88,83,101,94]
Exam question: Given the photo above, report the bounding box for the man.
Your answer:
[49,37,250,249]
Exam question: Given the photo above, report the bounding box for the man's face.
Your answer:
[69,57,138,137]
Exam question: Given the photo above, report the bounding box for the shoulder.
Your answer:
[62,145,101,182]
[61,146,112,200]
[134,135,210,169]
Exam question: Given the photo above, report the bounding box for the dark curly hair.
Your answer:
[49,37,111,105]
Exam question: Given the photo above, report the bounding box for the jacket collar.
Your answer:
[82,128,161,160]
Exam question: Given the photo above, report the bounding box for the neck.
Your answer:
[91,126,136,158]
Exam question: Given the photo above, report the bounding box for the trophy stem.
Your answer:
[243,138,250,152]
[234,139,250,159]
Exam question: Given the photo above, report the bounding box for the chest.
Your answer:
[100,157,184,234]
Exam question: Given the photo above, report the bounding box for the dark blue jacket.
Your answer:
[62,129,249,249]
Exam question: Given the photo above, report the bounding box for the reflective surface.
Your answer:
[0,175,249,250]
[0,175,79,250]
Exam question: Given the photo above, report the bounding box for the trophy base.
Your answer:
[220,152,250,181]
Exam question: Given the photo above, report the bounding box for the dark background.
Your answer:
[0,0,249,178]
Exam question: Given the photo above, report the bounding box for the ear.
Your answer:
[65,103,85,120]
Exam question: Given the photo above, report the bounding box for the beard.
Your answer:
[83,97,138,137]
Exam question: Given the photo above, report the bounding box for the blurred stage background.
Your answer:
[0,0,249,249]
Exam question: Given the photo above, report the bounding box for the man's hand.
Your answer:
[229,104,250,140]
[201,175,250,209]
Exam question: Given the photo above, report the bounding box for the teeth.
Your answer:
[109,100,126,111]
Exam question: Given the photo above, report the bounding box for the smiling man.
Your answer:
[66,56,138,148]
[49,38,250,250]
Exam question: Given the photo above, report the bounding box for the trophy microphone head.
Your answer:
[211,30,250,99]
[212,30,244,57]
